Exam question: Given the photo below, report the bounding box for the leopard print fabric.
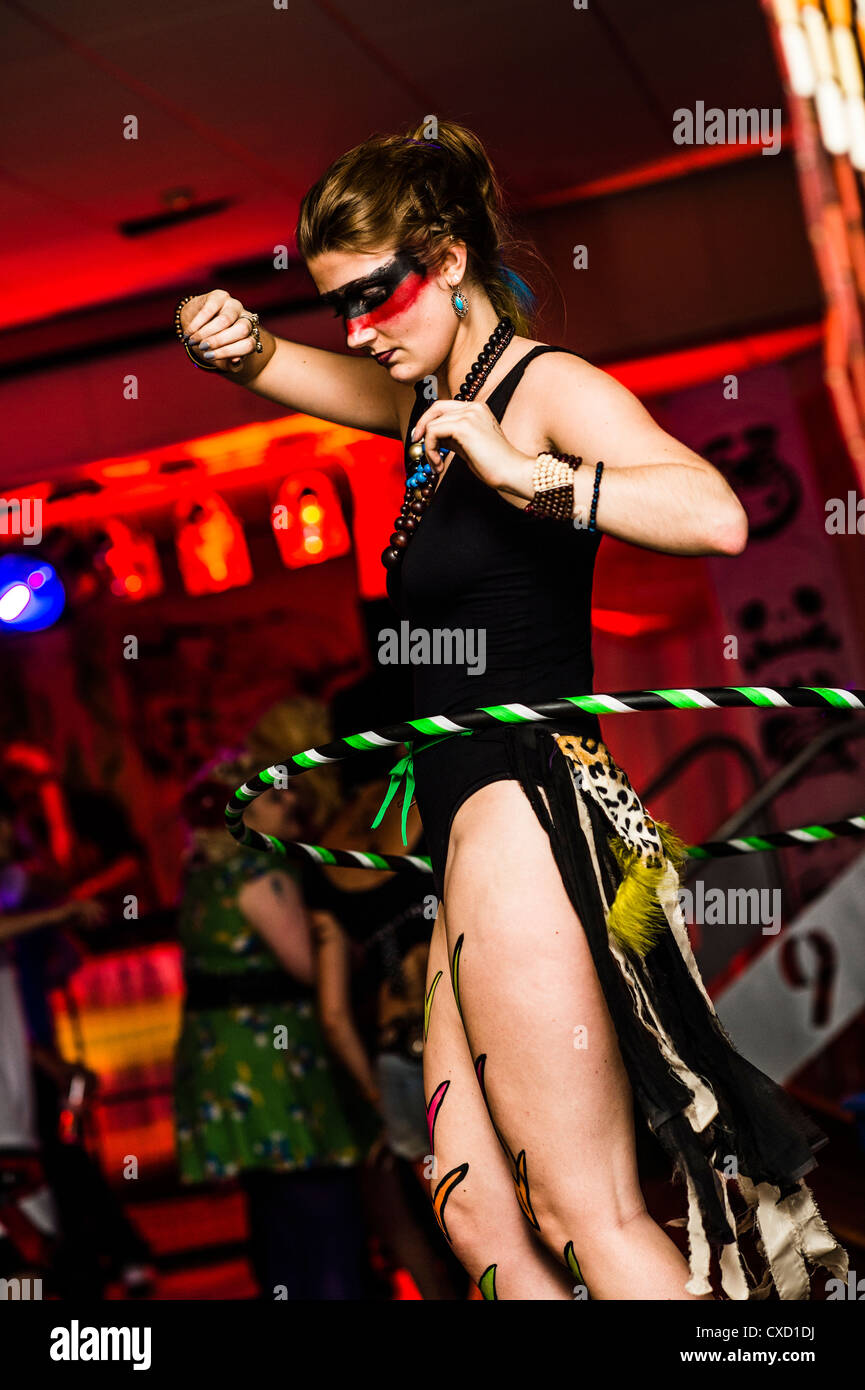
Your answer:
[553,732,665,868]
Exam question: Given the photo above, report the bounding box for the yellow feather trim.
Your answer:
[605,819,690,958]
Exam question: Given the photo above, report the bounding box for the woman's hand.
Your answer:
[66,898,108,929]
[410,399,533,494]
[179,289,259,373]
[365,1129,393,1169]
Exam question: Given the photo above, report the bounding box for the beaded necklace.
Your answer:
[381,314,515,570]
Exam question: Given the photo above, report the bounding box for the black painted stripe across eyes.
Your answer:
[319,250,424,319]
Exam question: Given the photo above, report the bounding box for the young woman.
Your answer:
[175,121,847,1301]
[310,772,469,1300]
[173,711,378,1300]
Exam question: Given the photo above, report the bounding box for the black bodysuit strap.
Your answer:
[404,344,577,464]
[483,344,577,418]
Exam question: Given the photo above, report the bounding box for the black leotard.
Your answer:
[385,344,604,898]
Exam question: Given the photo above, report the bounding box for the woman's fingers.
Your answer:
[198,324,257,359]
[412,398,485,442]
[181,292,257,370]
[188,297,247,347]
[184,289,229,338]
[203,336,256,372]
[415,404,470,465]
[411,399,463,439]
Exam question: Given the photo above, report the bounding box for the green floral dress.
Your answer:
[173,849,378,1184]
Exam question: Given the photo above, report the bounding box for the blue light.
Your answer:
[0,554,66,631]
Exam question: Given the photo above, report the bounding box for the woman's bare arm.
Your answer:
[179,290,414,438]
[506,354,749,556]
[312,910,381,1109]
[236,869,316,984]
[0,898,103,943]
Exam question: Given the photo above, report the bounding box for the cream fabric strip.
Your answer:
[683,1169,713,1297]
[570,783,726,1292]
[737,1174,849,1300]
[560,762,849,1301]
[607,932,719,1133]
[558,741,718,1020]
[569,783,719,1134]
[718,1176,751,1300]
[655,860,718,1014]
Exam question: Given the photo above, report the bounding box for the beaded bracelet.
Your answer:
[524,451,583,520]
[589,460,604,533]
[174,294,220,372]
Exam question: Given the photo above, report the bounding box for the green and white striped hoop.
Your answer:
[224,685,865,871]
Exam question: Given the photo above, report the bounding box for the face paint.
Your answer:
[319,249,427,329]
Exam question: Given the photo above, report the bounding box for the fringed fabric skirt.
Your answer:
[430,721,849,1300]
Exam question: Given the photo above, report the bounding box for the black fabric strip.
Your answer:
[504,728,830,1257]
[184,970,311,1010]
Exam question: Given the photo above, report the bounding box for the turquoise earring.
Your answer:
[450,284,469,319]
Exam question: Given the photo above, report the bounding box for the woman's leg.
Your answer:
[439,778,710,1302]
[241,1167,369,1300]
[423,900,575,1299]
[359,1151,466,1300]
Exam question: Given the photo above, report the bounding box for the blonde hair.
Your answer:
[182,749,259,868]
[246,696,341,838]
[182,698,341,868]
[296,119,539,337]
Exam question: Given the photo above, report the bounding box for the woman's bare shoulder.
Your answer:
[523,346,637,418]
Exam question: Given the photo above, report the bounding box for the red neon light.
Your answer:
[591,607,677,637]
[523,128,792,210]
[607,323,822,398]
[272,473,351,569]
[99,519,163,601]
[175,494,252,595]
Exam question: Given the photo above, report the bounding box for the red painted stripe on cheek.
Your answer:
[347,270,427,331]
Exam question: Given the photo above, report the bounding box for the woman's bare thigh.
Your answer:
[442,777,644,1230]
[437,777,703,1299]
[422,898,576,1298]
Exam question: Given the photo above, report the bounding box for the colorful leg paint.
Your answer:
[477,1052,542,1233]
[424,969,442,1042]
[475,1052,486,1092]
[426,1079,449,1153]
[478,1264,498,1301]
[564,1241,591,1299]
[512,1150,540,1231]
[432,1163,469,1244]
[450,933,464,1022]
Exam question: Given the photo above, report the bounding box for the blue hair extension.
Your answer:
[498,260,536,316]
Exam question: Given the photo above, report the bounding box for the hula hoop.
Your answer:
[225,685,865,871]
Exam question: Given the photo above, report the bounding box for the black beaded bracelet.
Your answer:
[174,294,220,372]
[174,294,196,340]
[589,459,604,533]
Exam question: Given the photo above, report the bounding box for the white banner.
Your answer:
[715,848,865,1082]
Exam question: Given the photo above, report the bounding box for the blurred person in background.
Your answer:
[0,781,102,1291]
[310,749,470,1300]
[173,699,379,1301]
[0,766,156,1298]
[0,781,60,1287]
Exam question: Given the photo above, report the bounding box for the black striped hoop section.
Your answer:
[223,685,865,870]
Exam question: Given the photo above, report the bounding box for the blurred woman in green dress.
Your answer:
[173,700,379,1299]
